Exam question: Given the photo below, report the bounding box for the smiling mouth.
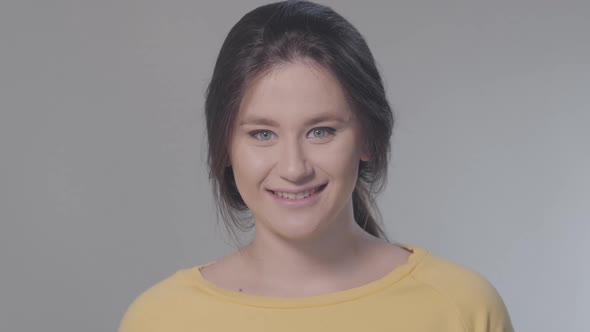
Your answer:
[268,184,327,200]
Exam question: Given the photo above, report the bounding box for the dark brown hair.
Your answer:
[205,0,394,245]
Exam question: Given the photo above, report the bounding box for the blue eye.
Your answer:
[250,130,274,141]
[308,127,336,139]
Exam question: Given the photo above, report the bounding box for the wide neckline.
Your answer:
[182,244,428,309]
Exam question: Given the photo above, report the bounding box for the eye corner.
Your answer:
[249,129,276,142]
[308,127,336,136]
[307,127,337,142]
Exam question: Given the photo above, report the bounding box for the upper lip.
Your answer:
[268,183,327,194]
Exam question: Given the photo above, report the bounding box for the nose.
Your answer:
[278,138,313,184]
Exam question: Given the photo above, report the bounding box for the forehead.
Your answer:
[238,61,353,122]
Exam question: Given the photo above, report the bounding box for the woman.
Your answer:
[119,1,514,331]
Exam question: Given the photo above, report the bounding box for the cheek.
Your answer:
[230,144,273,187]
[310,142,361,179]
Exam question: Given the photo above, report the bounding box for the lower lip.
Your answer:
[267,185,326,208]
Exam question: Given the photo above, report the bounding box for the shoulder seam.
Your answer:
[409,271,470,332]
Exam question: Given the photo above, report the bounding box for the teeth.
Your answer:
[274,187,319,200]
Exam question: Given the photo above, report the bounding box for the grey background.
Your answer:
[1,0,589,331]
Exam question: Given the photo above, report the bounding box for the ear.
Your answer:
[360,141,370,162]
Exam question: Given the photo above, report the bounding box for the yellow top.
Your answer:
[119,245,514,332]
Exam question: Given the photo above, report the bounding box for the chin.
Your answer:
[265,215,333,242]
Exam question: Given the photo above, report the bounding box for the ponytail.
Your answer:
[352,185,390,242]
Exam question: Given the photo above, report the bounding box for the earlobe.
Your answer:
[360,142,370,162]
[360,152,370,162]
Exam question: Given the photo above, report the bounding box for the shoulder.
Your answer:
[409,249,514,332]
[118,267,205,332]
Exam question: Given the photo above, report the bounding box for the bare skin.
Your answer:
[201,61,410,297]
[199,229,412,297]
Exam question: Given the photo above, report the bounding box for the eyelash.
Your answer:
[249,127,336,141]
[250,130,274,141]
[308,127,336,139]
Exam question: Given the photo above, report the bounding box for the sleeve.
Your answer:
[117,277,179,332]
[455,272,515,332]
[447,267,514,332]
[118,270,197,332]
[415,256,515,332]
[118,294,159,332]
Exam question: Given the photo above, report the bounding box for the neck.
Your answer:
[237,212,386,294]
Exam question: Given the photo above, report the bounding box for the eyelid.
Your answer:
[307,127,336,139]
[247,127,336,141]
[248,129,276,141]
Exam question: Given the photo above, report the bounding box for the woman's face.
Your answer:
[229,61,368,241]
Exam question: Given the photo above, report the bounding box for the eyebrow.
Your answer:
[238,117,279,127]
[238,112,350,127]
